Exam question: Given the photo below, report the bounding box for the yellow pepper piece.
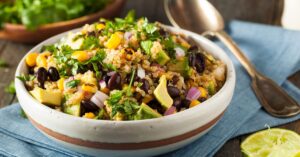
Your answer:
[36,52,50,68]
[189,100,200,108]
[106,32,123,49]
[82,84,97,93]
[83,112,95,119]
[198,87,208,98]
[71,51,89,62]
[57,78,65,91]
[26,53,39,67]
[96,23,105,30]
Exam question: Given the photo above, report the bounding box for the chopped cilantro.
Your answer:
[16,74,35,82]
[81,36,100,50]
[126,69,136,96]
[107,90,123,105]
[66,80,80,88]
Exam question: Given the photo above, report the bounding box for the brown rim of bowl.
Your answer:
[28,110,225,150]
[2,0,126,31]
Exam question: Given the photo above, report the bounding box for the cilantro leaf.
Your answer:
[66,80,80,88]
[16,74,35,82]
[124,10,135,23]
[81,36,100,50]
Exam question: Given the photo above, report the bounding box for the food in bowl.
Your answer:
[0,0,112,30]
[17,11,226,121]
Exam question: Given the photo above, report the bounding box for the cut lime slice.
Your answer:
[241,128,300,157]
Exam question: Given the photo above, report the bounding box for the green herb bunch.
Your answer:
[0,0,111,30]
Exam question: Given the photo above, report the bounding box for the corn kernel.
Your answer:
[142,95,154,104]
[96,23,105,30]
[101,87,110,94]
[83,112,95,119]
[57,78,65,91]
[198,87,208,98]
[82,84,97,93]
[71,51,89,62]
[189,100,200,108]
[181,40,191,49]
[126,54,132,60]
[26,53,39,67]
[36,52,50,68]
[106,32,123,49]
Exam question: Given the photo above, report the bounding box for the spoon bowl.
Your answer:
[164,0,300,117]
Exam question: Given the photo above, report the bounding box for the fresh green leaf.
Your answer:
[5,81,15,95]
[81,36,100,50]
[107,90,123,105]
[66,80,80,88]
[0,0,111,30]
[126,69,136,96]
[141,40,153,55]
[16,74,35,82]
[124,10,135,23]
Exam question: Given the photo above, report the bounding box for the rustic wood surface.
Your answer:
[0,0,298,157]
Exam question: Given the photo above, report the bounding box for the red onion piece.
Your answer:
[124,32,133,41]
[107,71,116,76]
[186,87,201,101]
[90,91,109,109]
[137,67,146,78]
[99,80,107,89]
[175,47,185,59]
[164,106,177,116]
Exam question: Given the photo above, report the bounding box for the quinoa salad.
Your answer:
[18,11,226,121]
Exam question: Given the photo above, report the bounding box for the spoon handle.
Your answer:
[211,30,300,117]
[213,30,257,78]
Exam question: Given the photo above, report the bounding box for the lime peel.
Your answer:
[241,128,300,157]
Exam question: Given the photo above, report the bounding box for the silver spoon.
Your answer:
[164,0,300,117]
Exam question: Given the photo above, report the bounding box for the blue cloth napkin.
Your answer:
[0,20,299,157]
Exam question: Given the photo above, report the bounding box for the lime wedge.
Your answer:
[241,128,300,157]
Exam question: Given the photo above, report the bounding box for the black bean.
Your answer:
[172,97,182,111]
[81,100,99,112]
[48,67,60,81]
[167,86,180,98]
[172,75,179,84]
[102,74,110,84]
[195,53,205,73]
[182,99,191,108]
[37,67,48,88]
[107,72,121,90]
[28,67,35,75]
[188,45,198,52]
[140,79,150,94]
[148,99,164,114]
[199,97,207,102]
[188,53,196,67]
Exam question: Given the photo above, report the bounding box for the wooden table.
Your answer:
[0,0,299,156]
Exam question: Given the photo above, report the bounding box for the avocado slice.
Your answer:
[155,50,170,65]
[30,87,62,106]
[134,103,162,120]
[167,57,191,77]
[154,75,173,109]
[63,104,81,117]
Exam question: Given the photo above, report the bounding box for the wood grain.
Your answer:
[0,0,298,157]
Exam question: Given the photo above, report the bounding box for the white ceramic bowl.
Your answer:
[15,26,236,157]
